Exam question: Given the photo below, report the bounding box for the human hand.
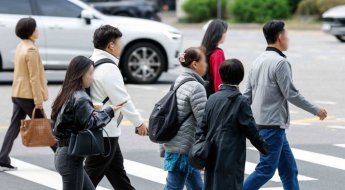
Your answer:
[317,108,327,120]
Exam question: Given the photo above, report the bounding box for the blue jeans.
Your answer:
[164,169,203,190]
[243,129,299,190]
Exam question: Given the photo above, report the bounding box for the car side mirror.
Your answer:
[81,10,93,25]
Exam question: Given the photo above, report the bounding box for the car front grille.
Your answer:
[323,17,345,24]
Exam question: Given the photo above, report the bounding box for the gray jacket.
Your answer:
[244,48,320,128]
[163,68,207,154]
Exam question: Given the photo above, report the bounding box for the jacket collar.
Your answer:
[183,68,205,85]
[91,49,119,66]
[266,47,286,58]
[219,84,241,99]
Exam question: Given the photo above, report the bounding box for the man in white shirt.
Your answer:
[85,25,148,190]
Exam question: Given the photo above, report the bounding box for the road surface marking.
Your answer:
[124,159,299,184]
[290,121,311,126]
[327,125,345,130]
[126,84,158,91]
[291,116,335,125]
[4,157,305,189]
[249,147,345,171]
[124,159,167,184]
[7,158,109,190]
[314,101,337,105]
[334,144,345,148]
[245,162,316,182]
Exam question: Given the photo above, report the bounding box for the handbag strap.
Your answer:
[31,108,48,120]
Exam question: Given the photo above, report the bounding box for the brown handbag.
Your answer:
[20,108,57,147]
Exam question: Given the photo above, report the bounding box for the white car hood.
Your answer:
[103,15,180,33]
[323,5,345,18]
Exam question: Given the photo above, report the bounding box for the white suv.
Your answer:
[0,0,182,83]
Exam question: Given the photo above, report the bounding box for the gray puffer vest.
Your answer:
[163,68,207,154]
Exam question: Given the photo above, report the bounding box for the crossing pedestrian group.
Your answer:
[0,17,328,190]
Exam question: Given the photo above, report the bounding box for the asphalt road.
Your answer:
[0,28,345,190]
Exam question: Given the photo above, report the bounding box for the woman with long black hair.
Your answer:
[201,19,228,96]
[51,56,122,190]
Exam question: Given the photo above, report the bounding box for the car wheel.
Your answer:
[121,42,165,84]
[335,35,345,42]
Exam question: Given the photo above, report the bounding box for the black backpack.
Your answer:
[86,58,118,104]
[149,77,196,143]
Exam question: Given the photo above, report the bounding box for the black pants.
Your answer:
[55,147,95,190]
[0,98,43,164]
[85,137,135,190]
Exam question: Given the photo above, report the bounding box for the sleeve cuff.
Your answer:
[104,106,115,118]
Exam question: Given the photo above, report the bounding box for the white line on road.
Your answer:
[334,144,345,148]
[327,125,345,130]
[7,158,110,190]
[290,121,311,126]
[249,147,345,171]
[126,84,158,91]
[314,100,337,105]
[124,159,167,184]
[4,157,297,190]
[245,162,316,182]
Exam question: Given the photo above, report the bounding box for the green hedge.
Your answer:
[297,0,345,17]
[182,0,228,23]
[230,0,291,23]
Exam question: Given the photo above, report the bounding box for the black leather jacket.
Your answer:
[53,90,114,140]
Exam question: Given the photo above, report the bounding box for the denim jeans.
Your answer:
[164,169,203,190]
[55,147,95,190]
[243,129,299,190]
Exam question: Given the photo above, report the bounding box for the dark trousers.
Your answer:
[85,137,135,190]
[0,98,43,164]
[55,147,95,190]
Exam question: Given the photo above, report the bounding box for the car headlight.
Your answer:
[163,31,182,40]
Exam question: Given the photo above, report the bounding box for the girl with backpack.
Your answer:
[201,19,228,97]
[162,47,207,190]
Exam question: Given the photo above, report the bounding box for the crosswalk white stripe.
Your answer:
[7,158,110,190]
[245,162,316,182]
[248,147,345,171]
[124,158,314,183]
[334,144,345,148]
[124,159,167,184]
[5,157,312,189]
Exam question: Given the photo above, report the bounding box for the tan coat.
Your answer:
[12,39,48,104]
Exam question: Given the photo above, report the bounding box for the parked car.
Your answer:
[83,0,161,21]
[322,5,345,42]
[0,0,182,83]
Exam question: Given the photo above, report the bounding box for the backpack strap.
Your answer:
[93,58,118,104]
[94,58,118,68]
[170,77,197,125]
[169,77,196,91]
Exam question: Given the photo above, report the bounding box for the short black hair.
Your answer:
[219,59,244,85]
[93,25,122,50]
[263,20,285,44]
[15,17,36,40]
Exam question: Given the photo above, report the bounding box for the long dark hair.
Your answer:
[201,19,228,59]
[51,56,94,120]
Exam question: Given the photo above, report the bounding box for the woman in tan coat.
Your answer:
[0,18,48,171]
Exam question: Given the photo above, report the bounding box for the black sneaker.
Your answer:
[0,163,17,172]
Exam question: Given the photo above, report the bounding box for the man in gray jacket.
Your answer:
[243,20,327,190]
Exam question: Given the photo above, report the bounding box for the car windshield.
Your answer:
[70,0,107,18]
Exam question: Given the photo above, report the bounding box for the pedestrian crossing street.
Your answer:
[1,144,345,190]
